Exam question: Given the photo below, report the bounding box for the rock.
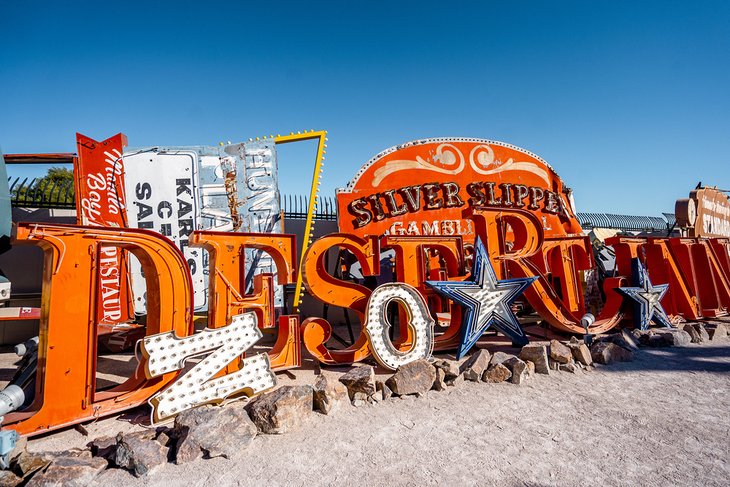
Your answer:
[248,385,313,435]
[503,357,529,384]
[338,366,376,400]
[707,322,728,341]
[26,455,107,487]
[460,349,491,380]
[631,329,646,341]
[559,362,578,373]
[519,343,550,374]
[649,328,691,347]
[0,470,21,486]
[352,392,368,407]
[376,380,393,400]
[386,359,437,396]
[680,323,710,343]
[113,431,168,477]
[155,429,173,448]
[591,342,634,365]
[566,341,593,366]
[313,372,349,415]
[174,401,257,464]
[432,359,460,381]
[647,333,672,347]
[488,351,515,367]
[683,324,702,343]
[66,448,92,459]
[482,364,512,383]
[463,369,480,381]
[525,360,536,376]
[448,373,465,387]
[694,323,710,342]
[549,340,573,364]
[604,331,640,351]
[8,437,27,465]
[618,330,640,350]
[12,450,51,478]
[549,359,560,371]
[89,436,117,461]
[368,390,383,403]
[432,367,447,391]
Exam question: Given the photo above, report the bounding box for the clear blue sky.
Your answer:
[1,1,728,215]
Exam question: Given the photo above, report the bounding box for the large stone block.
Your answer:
[339,366,376,400]
[386,359,437,396]
[313,372,350,415]
[248,385,314,435]
[174,401,257,463]
[519,343,550,374]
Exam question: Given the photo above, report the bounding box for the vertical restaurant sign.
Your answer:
[75,133,132,324]
[124,150,206,312]
[195,141,284,306]
[336,138,583,239]
[224,140,284,306]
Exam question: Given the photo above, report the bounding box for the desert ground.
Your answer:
[20,339,730,487]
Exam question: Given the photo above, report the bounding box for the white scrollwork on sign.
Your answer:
[468,145,550,185]
[369,142,552,188]
[372,143,464,187]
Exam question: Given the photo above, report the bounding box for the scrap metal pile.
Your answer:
[0,133,728,461]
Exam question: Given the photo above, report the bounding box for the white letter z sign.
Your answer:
[140,311,276,422]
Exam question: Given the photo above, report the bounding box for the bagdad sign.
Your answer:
[3,134,730,438]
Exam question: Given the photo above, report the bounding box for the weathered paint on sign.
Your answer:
[676,187,730,238]
[123,141,284,312]
[75,133,133,324]
[336,138,583,239]
[124,149,206,311]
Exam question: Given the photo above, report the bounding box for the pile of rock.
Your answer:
[9,319,726,484]
[461,349,533,384]
[627,321,728,347]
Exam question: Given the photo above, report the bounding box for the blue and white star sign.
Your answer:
[617,258,672,330]
[426,237,536,359]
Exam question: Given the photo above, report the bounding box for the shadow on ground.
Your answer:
[599,343,730,374]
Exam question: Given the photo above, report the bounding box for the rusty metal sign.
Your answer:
[676,186,730,238]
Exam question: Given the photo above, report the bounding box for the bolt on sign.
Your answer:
[337,138,583,239]
[123,140,284,312]
[675,186,730,238]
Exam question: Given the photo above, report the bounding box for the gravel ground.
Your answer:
[24,340,730,486]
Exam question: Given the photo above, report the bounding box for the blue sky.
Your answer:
[1,1,728,215]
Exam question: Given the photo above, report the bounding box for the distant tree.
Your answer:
[13,167,75,205]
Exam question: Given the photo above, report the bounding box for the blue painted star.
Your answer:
[426,237,536,359]
[617,258,672,330]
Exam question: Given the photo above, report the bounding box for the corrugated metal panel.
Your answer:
[663,213,676,227]
[577,212,671,232]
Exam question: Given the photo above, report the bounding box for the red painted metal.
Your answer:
[74,133,133,326]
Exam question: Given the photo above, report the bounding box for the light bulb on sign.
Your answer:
[363,283,435,371]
